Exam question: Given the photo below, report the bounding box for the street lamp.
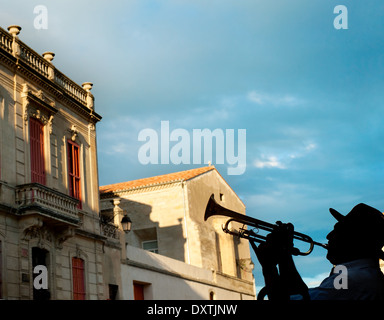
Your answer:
[121,214,132,233]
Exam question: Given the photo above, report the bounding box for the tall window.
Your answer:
[30,118,45,185]
[0,241,2,299]
[72,257,85,300]
[67,140,81,208]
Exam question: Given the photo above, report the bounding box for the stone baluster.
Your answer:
[42,51,55,80]
[82,82,94,110]
[7,25,21,57]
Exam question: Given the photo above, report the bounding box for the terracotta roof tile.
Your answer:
[99,166,215,194]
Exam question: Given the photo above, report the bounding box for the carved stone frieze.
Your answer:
[56,227,75,249]
[69,124,79,141]
[23,225,53,246]
[21,83,57,134]
[22,221,75,249]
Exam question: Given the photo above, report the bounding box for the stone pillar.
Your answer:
[112,198,123,228]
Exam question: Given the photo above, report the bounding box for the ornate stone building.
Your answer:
[0,24,256,300]
[0,25,104,299]
[100,166,256,300]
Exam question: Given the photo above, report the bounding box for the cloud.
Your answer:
[254,155,286,169]
[302,272,329,288]
[247,90,304,107]
[253,142,317,170]
[97,116,158,158]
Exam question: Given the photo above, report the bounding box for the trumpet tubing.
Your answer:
[204,194,327,256]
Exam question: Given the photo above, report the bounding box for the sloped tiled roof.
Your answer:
[99,166,215,195]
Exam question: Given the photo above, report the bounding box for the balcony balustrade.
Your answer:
[15,183,80,226]
[0,26,92,109]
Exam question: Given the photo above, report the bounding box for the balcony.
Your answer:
[100,222,119,240]
[15,183,80,226]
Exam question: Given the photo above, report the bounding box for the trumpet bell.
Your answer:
[204,194,247,222]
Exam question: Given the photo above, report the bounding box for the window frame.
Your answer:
[142,240,159,254]
[72,257,86,300]
[30,117,46,185]
[67,140,81,209]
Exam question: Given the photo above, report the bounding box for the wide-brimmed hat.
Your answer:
[329,203,384,259]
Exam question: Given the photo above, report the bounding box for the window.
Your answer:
[142,240,158,254]
[30,118,45,185]
[67,140,81,208]
[0,95,3,180]
[72,257,85,300]
[0,241,2,299]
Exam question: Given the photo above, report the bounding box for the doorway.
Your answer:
[32,247,50,300]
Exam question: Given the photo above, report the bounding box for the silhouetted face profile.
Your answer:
[326,203,384,265]
[326,220,361,265]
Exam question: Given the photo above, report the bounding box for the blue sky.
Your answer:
[3,0,384,293]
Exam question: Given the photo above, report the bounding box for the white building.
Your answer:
[100,166,256,300]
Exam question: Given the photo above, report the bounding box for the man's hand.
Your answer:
[254,221,309,300]
[255,221,295,268]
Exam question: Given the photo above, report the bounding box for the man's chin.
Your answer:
[326,251,338,265]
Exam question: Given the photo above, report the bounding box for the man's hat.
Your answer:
[329,203,384,259]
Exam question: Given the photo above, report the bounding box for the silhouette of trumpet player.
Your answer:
[255,203,384,300]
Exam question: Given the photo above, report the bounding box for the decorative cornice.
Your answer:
[21,85,57,133]
[100,181,182,199]
[15,58,102,124]
[0,26,102,124]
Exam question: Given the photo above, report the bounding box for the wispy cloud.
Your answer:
[302,272,329,288]
[247,90,304,107]
[98,116,159,157]
[254,155,286,169]
[253,142,317,170]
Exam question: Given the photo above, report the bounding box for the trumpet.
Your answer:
[204,194,327,256]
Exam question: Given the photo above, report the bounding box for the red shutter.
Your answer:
[0,241,2,299]
[133,283,145,300]
[72,257,85,300]
[68,140,81,209]
[30,118,46,185]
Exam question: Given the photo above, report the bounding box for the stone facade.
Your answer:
[0,25,104,299]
